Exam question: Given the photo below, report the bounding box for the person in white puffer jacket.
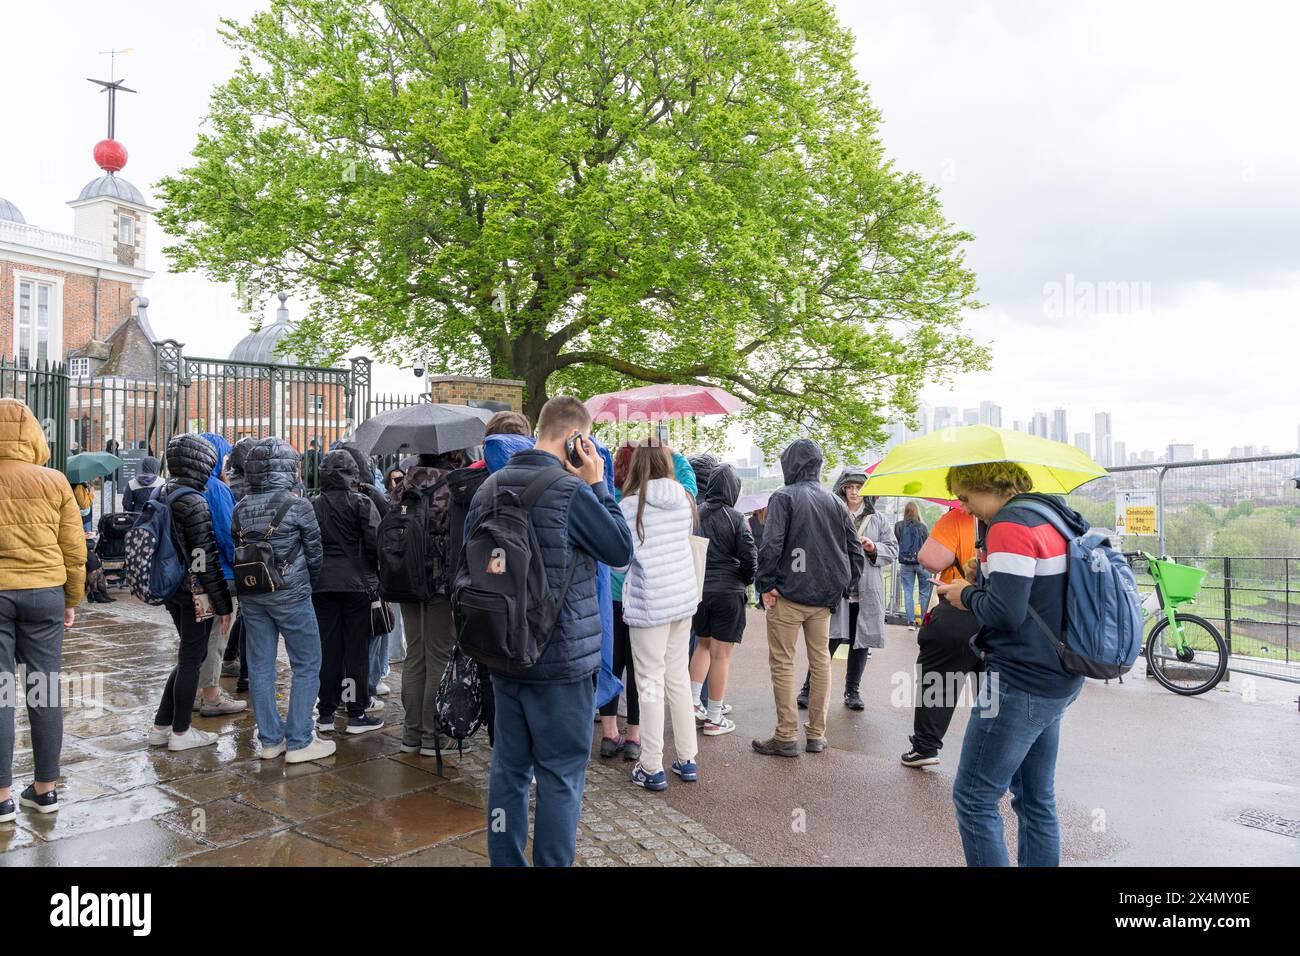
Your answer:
[618,443,701,791]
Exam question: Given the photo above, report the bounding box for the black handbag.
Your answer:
[232,494,302,595]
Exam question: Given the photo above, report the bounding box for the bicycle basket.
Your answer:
[1149,558,1206,605]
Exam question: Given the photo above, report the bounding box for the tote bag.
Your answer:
[689,534,710,603]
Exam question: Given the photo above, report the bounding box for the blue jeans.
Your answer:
[488,675,594,867]
[241,597,322,751]
[898,563,931,621]
[952,676,1081,867]
[367,631,389,698]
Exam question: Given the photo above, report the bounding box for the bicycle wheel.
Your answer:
[1145,612,1228,696]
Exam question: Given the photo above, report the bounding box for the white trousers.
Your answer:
[628,616,697,773]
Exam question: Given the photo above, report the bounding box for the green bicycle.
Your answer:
[1126,551,1229,696]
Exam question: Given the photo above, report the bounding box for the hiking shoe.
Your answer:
[630,763,668,791]
[286,735,337,763]
[796,687,809,710]
[751,737,800,758]
[346,714,384,735]
[221,661,241,678]
[147,725,170,747]
[901,749,940,768]
[259,739,286,760]
[420,737,472,757]
[168,727,218,752]
[622,739,641,762]
[19,784,58,814]
[693,703,709,722]
[702,716,736,736]
[200,691,247,717]
[399,742,421,754]
[365,697,384,715]
[600,735,625,758]
[0,798,14,824]
[805,737,828,753]
[375,681,391,696]
[843,690,865,711]
[671,759,699,782]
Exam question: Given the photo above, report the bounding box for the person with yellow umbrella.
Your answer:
[864,426,1104,867]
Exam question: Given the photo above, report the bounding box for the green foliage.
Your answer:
[1213,513,1300,579]
[156,0,986,455]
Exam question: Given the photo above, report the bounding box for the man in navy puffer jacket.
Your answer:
[462,397,633,867]
[233,437,328,763]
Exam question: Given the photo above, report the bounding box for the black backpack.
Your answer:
[377,478,450,603]
[451,467,579,675]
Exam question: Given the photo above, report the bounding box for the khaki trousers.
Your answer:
[767,596,831,742]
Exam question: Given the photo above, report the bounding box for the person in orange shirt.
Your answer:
[900,505,984,768]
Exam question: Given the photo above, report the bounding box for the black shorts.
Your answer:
[692,591,748,644]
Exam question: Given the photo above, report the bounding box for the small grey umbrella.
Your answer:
[352,404,488,457]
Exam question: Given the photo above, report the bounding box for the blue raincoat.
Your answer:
[481,433,623,709]
[199,432,236,580]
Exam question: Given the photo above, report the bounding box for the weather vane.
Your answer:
[87,48,136,139]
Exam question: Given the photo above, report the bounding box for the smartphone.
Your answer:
[565,432,585,468]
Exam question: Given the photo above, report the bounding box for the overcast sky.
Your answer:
[3,0,1296,457]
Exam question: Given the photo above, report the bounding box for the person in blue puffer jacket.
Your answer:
[232,437,328,763]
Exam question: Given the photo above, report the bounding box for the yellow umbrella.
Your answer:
[861,425,1107,498]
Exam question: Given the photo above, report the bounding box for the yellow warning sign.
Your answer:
[1123,506,1158,536]
[1115,490,1159,537]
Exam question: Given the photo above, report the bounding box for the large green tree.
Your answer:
[158,0,986,452]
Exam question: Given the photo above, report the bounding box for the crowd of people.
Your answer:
[0,392,1089,869]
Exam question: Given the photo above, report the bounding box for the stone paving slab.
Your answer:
[0,598,749,867]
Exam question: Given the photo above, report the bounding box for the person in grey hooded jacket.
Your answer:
[232,437,330,763]
[122,455,163,513]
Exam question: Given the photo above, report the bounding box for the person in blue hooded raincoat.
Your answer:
[193,432,247,718]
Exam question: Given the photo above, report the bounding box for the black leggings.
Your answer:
[599,601,639,725]
[804,602,869,695]
[155,596,214,733]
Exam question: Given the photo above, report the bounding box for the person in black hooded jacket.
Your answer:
[687,463,756,736]
[311,451,383,735]
[336,442,388,519]
[146,434,234,753]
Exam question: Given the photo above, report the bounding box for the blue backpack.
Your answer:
[124,486,198,605]
[1015,499,1144,680]
[898,521,926,564]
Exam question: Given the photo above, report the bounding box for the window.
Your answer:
[308,393,325,413]
[69,357,90,378]
[119,214,135,246]
[15,276,58,368]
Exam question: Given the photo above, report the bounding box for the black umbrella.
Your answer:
[352,403,490,457]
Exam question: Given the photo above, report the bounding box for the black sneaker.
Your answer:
[19,783,58,814]
[796,684,810,710]
[901,749,939,768]
[0,798,14,823]
[345,714,384,735]
[843,690,865,710]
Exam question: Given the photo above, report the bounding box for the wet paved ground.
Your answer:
[0,599,750,867]
[2,599,1296,866]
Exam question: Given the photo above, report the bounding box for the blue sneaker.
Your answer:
[671,759,699,782]
[629,762,668,792]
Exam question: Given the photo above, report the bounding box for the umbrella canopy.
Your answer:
[351,403,487,457]
[586,384,744,423]
[735,491,772,514]
[65,452,122,485]
[863,460,962,509]
[862,425,1107,498]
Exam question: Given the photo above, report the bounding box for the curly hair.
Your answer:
[946,461,1033,498]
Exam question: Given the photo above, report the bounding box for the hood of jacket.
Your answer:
[0,398,50,466]
[701,462,741,509]
[484,433,535,473]
[139,455,161,477]
[244,437,301,492]
[780,438,823,485]
[1007,492,1090,537]
[199,432,232,482]
[166,433,218,491]
[832,468,875,513]
[227,438,254,478]
[336,442,374,488]
[688,453,720,491]
[635,476,691,510]
[320,450,360,491]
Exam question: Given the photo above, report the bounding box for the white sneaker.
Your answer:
[286,735,337,763]
[260,739,286,760]
[375,681,391,696]
[167,727,218,752]
[693,703,708,722]
[199,691,247,716]
[147,725,170,747]
[703,716,737,736]
[365,697,384,715]
[315,718,335,734]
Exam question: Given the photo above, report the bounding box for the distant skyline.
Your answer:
[1,0,1296,455]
